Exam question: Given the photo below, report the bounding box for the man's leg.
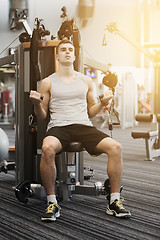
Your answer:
[95,137,131,218]
[40,136,62,195]
[95,137,122,193]
[40,136,62,221]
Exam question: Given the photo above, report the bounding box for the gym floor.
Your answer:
[0,123,160,240]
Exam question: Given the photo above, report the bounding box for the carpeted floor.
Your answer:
[0,124,160,240]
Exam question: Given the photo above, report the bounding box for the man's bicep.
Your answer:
[38,78,51,114]
[86,77,95,108]
[38,78,50,94]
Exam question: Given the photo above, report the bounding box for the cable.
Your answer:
[0,35,20,56]
[84,49,96,61]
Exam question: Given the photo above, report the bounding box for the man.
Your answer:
[30,39,131,221]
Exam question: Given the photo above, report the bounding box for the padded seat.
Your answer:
[131,131,158,139]
[63,142,84,152]
[135,114,153,122]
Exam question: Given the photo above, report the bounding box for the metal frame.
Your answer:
[144,133,160,161]
[132,130,160,161]
[15,41,59,184]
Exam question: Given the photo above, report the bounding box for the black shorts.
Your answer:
[44,124,109,155]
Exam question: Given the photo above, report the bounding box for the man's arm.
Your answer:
[29,77,51,120]
[86,76,113,118]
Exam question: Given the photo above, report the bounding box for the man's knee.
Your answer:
[42,143,56,158]
[42,136,62,158]
[108,141,122,157]
[114,142,122,153]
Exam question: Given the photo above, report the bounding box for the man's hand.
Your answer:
[29,90,43,106]
[99,90,113,106]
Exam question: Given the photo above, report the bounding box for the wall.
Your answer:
[1,0,160,92]
[0,0,140,67]
[80,0,140,67]
[1,0,160,122]
[0,0,79,57]
[1,0,160,66]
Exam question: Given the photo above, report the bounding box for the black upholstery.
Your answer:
[63,142,84,152]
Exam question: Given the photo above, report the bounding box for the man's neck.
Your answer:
[57,64,75,78]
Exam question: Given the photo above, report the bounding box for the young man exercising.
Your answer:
[30,39,131,221]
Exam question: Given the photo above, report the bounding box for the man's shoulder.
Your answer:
[48,72,57,80]
[39,76,51,91]
[77,71,85,77]
[41,76,50,84]
[41,73,57,85]
[77,71,88,81]
[78,71,92,84]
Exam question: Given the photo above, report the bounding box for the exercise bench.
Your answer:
[131,114,160,161]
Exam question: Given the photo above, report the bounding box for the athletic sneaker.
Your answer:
[106,198,131,218]
[41,202,61,221]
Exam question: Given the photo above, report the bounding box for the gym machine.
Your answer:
[13,14,114,203]
[13,37,112,201]
[131,113,160,161]
[0,11,120,203]
[104,22,160,161]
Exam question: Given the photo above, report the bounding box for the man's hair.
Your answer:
[56,39,74,54]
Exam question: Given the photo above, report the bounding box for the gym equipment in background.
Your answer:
[131,113,160,161]
[0,128,15,173]
[0,128,9,163]
[104,22,160,160]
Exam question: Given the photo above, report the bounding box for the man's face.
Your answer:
[56,43,75,65]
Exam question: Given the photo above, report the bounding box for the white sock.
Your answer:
[110,192,120,205]
[47,195,57,205]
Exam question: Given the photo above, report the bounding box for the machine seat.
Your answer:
[131,130,158,139]
[63,142,84,152]
[135,113,153,122]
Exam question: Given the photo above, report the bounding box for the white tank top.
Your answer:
[47,72,93,130]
